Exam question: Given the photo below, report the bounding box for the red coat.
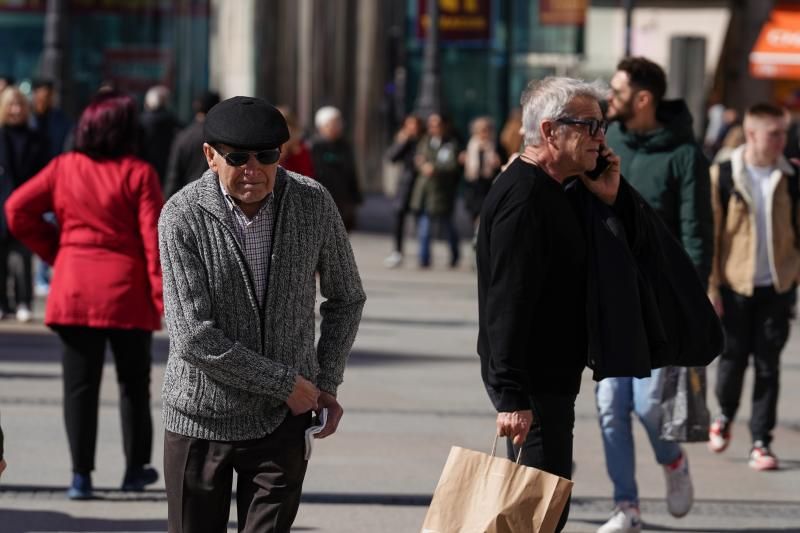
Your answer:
[280,141,315,178]
[5,152,164,330]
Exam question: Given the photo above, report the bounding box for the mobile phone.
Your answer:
[586,145,610,180]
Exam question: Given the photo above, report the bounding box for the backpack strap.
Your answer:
[720,159,800,248]
[787,162,800,249]
[716,160,734,220]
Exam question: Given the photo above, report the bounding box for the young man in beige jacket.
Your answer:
[708,103,800,471]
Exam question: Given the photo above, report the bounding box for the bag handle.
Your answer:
[491,435,524,464]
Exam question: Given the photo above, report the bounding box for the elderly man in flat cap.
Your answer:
[158,96,366,533]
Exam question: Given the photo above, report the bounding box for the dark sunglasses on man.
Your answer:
[556,117,609,137]
[215,146,281,166]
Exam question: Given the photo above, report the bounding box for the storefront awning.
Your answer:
[750,6,800,79]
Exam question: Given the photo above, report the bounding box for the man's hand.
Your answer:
[0,458,6,478]
[496,410,534,446]
[315,391,343,439]
[580,145,621,206]
[421,162,435,177]
[286,375,320,415]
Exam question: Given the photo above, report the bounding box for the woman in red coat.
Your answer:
[5,91,163,499]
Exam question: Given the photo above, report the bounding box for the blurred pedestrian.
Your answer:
[5,90,164,499]
[277,105,315,177]
[30,79,72,159]
[499,107,523,158]
[0,86,49,322]
[140,84,179,187]
[410,113,461,268]
[712,125,745,164]
[163,90,220,198]
[310,106,362,231]
[383,114,423,269]
[30,78,72,298]
[461,116,502,226]
[707,103,800,472]
[597,56,712,533]
[159,96,365,532]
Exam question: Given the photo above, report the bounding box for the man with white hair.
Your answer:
[140,84,179,187]
[310,106,362,231]
[476,77,621,532]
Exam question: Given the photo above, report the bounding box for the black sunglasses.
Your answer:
[215,146,281,166]
[556,117,609,137]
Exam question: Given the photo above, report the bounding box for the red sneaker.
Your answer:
[748,442,779,471]
[708,417,731,453]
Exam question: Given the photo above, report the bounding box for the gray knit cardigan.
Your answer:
[158,168,366,441]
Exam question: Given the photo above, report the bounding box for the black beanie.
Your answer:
[204,96,290,150]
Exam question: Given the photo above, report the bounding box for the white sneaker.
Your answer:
[16,304,32,323]
[383,251,403,269]
[597,503,642,533]
[664,451,693,517]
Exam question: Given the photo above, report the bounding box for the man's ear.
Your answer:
[541,120,556,144]
[203,143,218,172]
[635,89,654,111]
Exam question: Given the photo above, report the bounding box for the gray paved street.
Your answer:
[1,228,799,532]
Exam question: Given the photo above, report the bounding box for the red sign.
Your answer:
[417,0,491,42]
[750,6,800,79]
[539,0,587,26]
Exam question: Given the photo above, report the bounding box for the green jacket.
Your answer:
[605,99,713,282]
[410,134,460,216]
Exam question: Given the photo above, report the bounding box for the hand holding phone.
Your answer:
[586,144,610,180]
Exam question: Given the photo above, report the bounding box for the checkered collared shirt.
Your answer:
[219,180,274,308]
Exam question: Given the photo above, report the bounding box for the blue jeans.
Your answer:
[596,367,682,505]
[417,212,459,267]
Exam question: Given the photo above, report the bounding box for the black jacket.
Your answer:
[477,158,722,413]
[0,126,49,239]
[140,108,180,184]
[571,180,723,380]
[477,159,591,411]
[385,136,419,210]
[164,119,208,198]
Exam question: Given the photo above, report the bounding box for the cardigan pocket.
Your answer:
[179,369,273,418]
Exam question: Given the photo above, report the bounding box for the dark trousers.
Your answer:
[507,392,577,533]
[164,413,311,533]
[392,206,412,254]
[0,237,33,312]
[716,286,791,445]
[54,326,153,474]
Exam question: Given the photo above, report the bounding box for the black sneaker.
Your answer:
[67,472,93,500]
[121,465,159,491]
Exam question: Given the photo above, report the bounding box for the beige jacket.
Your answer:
[709,145,800,300]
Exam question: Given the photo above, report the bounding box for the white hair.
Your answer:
[315,106,342,130]
[144,85,170,111]
[521,76,607,147]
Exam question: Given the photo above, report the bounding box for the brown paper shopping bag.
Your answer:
[421,438,573,533]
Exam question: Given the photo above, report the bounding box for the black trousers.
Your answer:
[391,206,412,255]
[507,392,577,533]
[53,326,153,474]
[716,286,791,445]
[0,237,33,312]
[164,413,311,533]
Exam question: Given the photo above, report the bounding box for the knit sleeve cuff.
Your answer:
[316,376,340,397]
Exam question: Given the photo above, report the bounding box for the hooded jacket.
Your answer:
[605,99,713,282]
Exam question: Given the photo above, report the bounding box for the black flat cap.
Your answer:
[204,96,289,150]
